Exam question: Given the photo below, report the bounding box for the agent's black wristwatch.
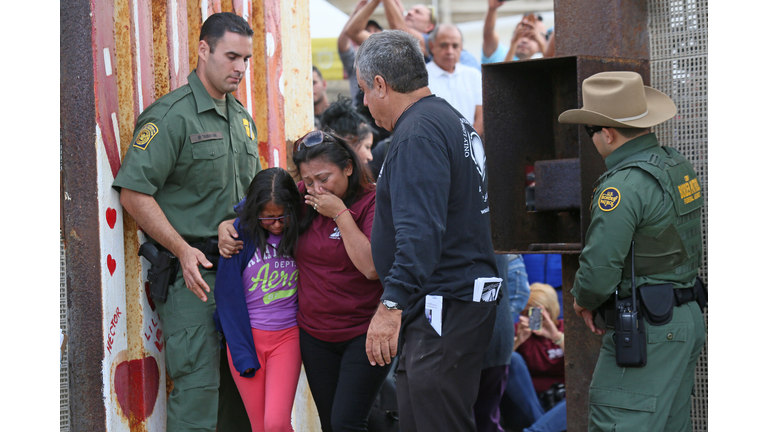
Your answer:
[381,299,402,310]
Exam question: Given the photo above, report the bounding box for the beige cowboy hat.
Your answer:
[558,71,677,128]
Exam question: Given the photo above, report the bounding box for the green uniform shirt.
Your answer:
[572,133,702,311]
[113,70,261,243]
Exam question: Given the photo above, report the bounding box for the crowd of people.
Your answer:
[112,3,705,432]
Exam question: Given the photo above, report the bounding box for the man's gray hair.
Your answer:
[354,30,428,94]
[427,23,463,47]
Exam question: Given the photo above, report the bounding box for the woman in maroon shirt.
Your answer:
[514,283,565,396]
[292,130,390,432]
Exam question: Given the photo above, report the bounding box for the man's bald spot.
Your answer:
[435,23,462,42]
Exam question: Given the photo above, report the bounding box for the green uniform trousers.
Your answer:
[156,268,250,432]
[588,301,706,432]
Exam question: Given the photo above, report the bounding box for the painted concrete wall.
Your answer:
[63,0,316,430]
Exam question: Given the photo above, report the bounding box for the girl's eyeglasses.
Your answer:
[293,130,334,153]
[258,215,289,226]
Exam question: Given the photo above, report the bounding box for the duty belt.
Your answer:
[602,286,697,329]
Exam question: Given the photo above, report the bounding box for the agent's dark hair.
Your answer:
[200,12,254,53]
[292,131,374,232]
[355,30,428,94]
[238,168,301,260]
[614,127,650,139]
[312,65,323,80]
[320,96,373,148]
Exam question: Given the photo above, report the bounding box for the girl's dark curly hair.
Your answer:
[238,167,301,259]
[292,130,374,233]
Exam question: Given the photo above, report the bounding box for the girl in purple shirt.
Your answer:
[214,168,302,432]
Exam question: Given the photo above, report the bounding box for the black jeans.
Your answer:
[300,329,393,432]
[397,299,497,432]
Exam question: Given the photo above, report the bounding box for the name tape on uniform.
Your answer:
[189,131,224,143]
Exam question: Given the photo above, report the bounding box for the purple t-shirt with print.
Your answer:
[241,233,299,331]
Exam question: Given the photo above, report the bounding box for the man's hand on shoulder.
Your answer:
[178,245,213,302]
[366,302,402,366]
[218,219,242,258]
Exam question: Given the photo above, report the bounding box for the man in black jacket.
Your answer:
[357,30,500,432]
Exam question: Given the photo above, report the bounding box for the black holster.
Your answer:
[638,283,675,326]
[613,296,647,367]
[138,242,180,303]
[692,276,708,312]
[190,237,220,271]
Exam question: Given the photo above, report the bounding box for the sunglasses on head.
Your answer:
[293,130,335,153]
[259,215,289,226]
[584,125,606,138]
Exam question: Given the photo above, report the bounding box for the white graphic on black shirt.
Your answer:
[470,132,486,181]
[461,119,489,207]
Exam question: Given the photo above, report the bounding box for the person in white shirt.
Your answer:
[425,24,484,136]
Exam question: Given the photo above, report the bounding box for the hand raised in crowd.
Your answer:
[352,0,368,14]
[511,18,547,54]
[534,307,562,345]
[305,186,347,219]
[217,219,243,258]
[573,298,605,336]
[178,245,213,302]
[488,0,505,12]
[516,312,533,347]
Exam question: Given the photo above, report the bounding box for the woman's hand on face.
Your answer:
[305,186,346,219]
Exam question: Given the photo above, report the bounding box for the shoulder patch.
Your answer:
[133,123,159,150]
[598,187,621,212]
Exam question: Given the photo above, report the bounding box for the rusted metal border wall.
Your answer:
[61,1,313,430]
[647,1,708,430]
[61,0,105,429]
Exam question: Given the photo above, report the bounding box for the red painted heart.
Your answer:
[106,207,117,229]
[114,356,160,425]
[144,282,156,311]
[107,255,117,276]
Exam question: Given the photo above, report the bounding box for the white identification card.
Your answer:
[473,277,503,302]
[425,295,443,336]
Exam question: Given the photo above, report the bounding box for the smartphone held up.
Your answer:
[528,307,542,331]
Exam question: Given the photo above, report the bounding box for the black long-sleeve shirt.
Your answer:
[371,95,499,332]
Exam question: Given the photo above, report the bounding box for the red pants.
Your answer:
[227,326,302,432]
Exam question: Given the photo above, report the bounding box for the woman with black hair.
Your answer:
[320,96,376,165]
[291,129,390,432]
[218,131,389,431]
[213,167,303,432]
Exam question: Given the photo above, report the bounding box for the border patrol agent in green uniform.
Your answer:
[112,13,259,432]
[558,72,706,432]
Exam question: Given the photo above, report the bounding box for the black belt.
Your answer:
[672,286,697,307]
[189,237,220,270]
[602,286,697,329]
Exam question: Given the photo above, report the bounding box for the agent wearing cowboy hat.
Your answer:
[559,71,706,431]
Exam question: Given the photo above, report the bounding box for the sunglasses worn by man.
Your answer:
[584,125,606,138]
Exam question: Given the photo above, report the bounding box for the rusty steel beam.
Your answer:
[554,0,649,59]
[61,0,106,429]
[534,158,581,211]
[562,254,602,432]
[263,0,287,168]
